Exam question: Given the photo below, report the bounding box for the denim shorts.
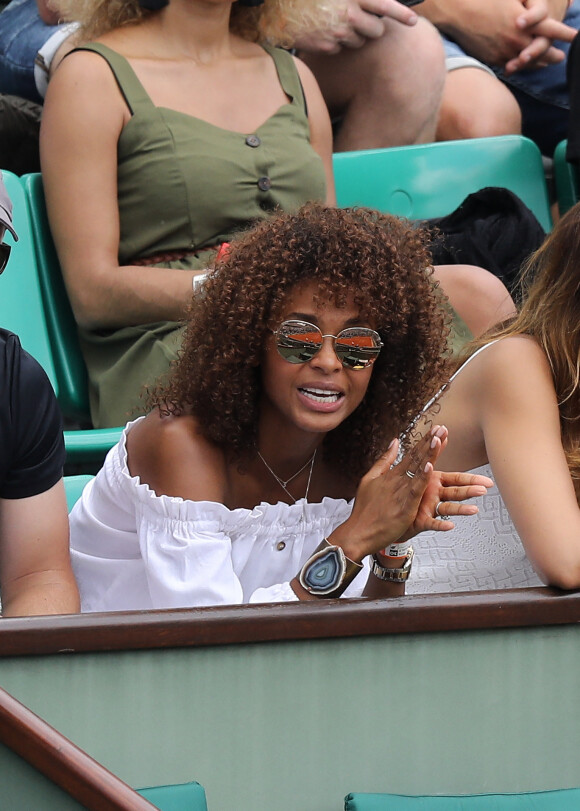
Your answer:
[0,0,76,102]
[441,1,580,153]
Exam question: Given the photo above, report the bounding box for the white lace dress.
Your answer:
[408,463,543,593]
[69,419,368,613]
[407,340,543,594]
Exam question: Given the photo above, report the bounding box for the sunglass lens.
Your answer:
[276,322,322,364]
[335,328,382,369]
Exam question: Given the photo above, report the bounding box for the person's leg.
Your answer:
[434,264,516,340]
[436,37,522,142]
[301,17,445,151]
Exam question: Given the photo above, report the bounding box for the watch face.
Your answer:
[299,546,346,596]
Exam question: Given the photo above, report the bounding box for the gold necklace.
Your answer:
[257,449,317,504]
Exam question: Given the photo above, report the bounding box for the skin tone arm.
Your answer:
[41,49,334,330]
[41,52,198,331]
[436,335,580,590]
[0,480,80,616]
[418,0,576,71]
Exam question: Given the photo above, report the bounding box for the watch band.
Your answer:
[379,538,412,559]
[192,272,208,293]
[371,546,414,582]
[298,539,363,598]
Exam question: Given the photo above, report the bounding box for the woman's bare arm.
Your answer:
[41,51,200,331]
[439,335,580,589]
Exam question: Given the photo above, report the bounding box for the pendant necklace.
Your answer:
[257,448,317,505]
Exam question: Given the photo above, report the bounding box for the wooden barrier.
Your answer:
[0,588,579,811]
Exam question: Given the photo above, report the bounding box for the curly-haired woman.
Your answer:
[40,0,514,430]
[409,202,580,593]
[69,204,492,611]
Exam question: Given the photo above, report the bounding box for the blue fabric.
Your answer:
[0,0,63,102]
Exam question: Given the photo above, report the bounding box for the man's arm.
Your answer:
[0,480,80,617]
[294,0,420,54]
[418,0,575,69]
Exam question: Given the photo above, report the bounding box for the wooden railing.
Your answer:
[0,686,157,810]
[0,586,579,657]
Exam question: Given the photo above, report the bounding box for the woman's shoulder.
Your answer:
[49,42,125,99]
[458,334,556,415]
[126,410,228,502]
[469,334,550,379]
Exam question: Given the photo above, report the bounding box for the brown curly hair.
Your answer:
[150,203,451,481]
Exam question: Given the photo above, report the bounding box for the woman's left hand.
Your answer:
[407,469,494,536]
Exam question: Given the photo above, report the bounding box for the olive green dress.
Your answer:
[74,43,328,428]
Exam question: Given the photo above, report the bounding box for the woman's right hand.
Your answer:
[329,425,448,562]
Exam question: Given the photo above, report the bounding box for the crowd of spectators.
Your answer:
[0,0,579,615]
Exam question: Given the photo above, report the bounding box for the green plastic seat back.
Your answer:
[553,139,579,216]
[21,172,90,423]
[345,789,580,810]
[137,781,208,811]
[21,173,123,466]
[333,135,553,233]
[0,171,58,394]
[64,474,93,511]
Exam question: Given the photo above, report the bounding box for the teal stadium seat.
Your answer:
[64,475,93,511]
[333,135,553,232]
[553,139,579,216]
[345,789,580,810]
[0,171,58,393]
[137,781,209,811]
[21,173,123,465]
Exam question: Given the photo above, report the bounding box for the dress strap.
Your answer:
[448,339,502,385]
[68,43,154,116]
[401,339,502,442]
[262,44,308,117]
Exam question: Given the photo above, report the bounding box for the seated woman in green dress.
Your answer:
[40,0,515,429]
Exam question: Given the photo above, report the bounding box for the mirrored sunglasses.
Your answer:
[274,319,383,370]
[0,242,10,275]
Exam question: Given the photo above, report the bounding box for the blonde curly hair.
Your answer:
[52,0,346,45]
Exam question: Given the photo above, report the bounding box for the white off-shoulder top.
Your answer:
[69,419,368,612]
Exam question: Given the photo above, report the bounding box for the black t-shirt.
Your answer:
[0,329,65,499]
